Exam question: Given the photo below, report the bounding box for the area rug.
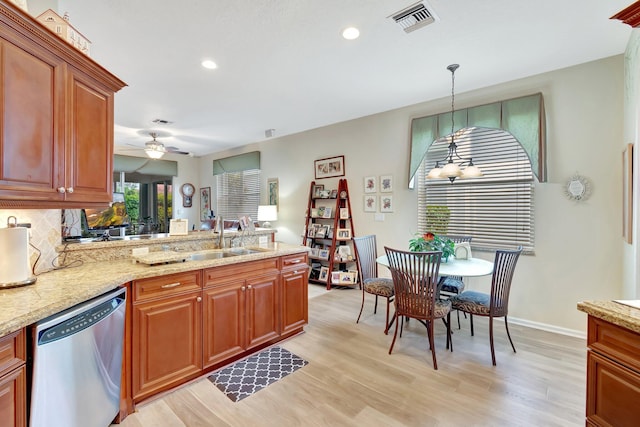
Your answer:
[208,346,308,402]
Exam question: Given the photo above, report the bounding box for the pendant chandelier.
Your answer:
[427,64,482,183]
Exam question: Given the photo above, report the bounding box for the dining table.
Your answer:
[376,254,494,278]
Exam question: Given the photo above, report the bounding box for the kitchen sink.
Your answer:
[227,247,271,255]
[190,251,239,261]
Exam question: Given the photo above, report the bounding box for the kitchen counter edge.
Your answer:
[577,300,640,334]
[0,242,309,337]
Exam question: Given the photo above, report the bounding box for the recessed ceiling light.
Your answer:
[201,59,217,69]
[342,27,360,40]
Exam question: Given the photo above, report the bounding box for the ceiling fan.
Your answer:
[143,132,192,159]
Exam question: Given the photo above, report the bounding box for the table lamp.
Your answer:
[257,205,278,228]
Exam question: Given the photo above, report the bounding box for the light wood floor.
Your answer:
[115,284,587,426]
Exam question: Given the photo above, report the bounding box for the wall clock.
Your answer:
[564,174,592,202]
[180,183,195,207]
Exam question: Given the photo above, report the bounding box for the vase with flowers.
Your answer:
[408,232,455,262]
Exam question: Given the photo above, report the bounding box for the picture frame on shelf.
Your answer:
[380,195,393,212]
[380,175,393,193]
[307,226,316,238]
[364,176,377,193]
[315,226,327,239]
[322,207,332,218]
[340,271,357,284]
[331,271,341,283]
[318,267,329,282]
[310,208,318,218]
[268,177,279,210]
[340,207,349,219]
[319,249,330,260]
[348,269,359,283]
[336,228,351,240]
[330,189,338,198]
[200,187,211,221]
[314,155,345,179]
[364,195,376,212]
[312,184,324,198]
[317,206,326,217]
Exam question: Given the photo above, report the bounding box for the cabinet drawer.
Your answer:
[133,271,201,302]
[203,258,279,286]
[281,253,308,270]
[0,329,25,378]
[588,317,640,373]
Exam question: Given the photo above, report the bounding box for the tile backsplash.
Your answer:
[0,209,61,275]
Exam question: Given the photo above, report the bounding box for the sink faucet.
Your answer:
[217,217,225,248]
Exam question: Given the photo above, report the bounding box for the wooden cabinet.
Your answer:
[131,272,202,402]
[281,253,309,335]
[202,259,280,369]
[0,2,125,208]
[0,329,26,427]
[303,178,358,289]
[586,316,640,426]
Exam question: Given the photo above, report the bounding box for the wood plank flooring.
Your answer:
[114,284,587,426]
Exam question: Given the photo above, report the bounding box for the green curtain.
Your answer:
[114,154,178,176]
[409,93,545,184]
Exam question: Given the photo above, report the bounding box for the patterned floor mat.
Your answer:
[208,346,308,402]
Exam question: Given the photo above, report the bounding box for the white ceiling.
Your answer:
[34,0,634,156]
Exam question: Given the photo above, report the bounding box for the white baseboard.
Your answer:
[505,316,586,339]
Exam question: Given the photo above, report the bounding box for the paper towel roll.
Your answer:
[0,227,31,284]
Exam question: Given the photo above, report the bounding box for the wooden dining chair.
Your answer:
[450,248,522,365]
[384,247,451,370]
[439,235,473,328]
[353,235,395,334]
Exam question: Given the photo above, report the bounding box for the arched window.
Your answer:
[417,127,535,251]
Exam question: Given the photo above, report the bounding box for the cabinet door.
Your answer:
[0,38,64,202]
[132,292,202,401]
[246,273,280,349]
[203,280,245,368]
[0,366,26,427]
[587,350,640,427]
[281,268,308,335]
[64,68,114,204]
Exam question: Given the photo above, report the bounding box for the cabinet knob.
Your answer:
[196,296,202,302]
[241,286,246,292]
[57,187,66,193]
[66,187,74,193]
[247,285,252,289]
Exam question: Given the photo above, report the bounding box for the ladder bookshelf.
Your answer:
[303,178,358,290]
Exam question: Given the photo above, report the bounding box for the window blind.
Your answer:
[418,127,535,252]
[215,169,261,220]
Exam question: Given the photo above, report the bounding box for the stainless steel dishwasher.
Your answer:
[30,287,126,427]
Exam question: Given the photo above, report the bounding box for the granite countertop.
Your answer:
[577,300,640,334]
[0,242,308,337]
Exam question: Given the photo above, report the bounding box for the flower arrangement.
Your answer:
[409,232,455,261]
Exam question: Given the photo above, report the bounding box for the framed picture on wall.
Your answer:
[364,195,376,212]
[380,175,393,192]
[200,187,211,221]
[364,176,377,193]
[268,178,279,211]
[314,155,345,179]
[380,195,393,212]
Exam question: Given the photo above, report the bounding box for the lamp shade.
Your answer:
[257,205,278,227]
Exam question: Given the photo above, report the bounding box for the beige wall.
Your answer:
[200,55,624,335]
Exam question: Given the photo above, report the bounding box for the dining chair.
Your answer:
[439,235,473,328]
[384,247,451,370]
[450,248,522,365]
[353,235,395,334]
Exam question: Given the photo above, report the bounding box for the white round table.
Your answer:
[376,254,494,278]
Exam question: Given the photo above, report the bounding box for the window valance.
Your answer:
[213,151,261,175]
[409,93,546,184]
[114,154,178,176]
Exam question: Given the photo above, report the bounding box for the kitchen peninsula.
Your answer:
[577,300,640,426]
[0,230,309,423]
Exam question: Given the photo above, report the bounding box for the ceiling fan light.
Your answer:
[145,147,165,159]
[441,162,462,178]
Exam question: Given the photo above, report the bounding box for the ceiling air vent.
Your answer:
[390,1,437,33]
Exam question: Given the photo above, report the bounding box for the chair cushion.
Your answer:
[434,299,452,318]
[450,290,490,315]
[363,278,394,297]
[439,277,465,294]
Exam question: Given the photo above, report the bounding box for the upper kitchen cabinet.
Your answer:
[0,2,126,208]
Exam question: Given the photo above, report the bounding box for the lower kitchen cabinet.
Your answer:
[0,329,26,427]
[586,316,640,426]
[203,260,280,369]
[281,254,309,335]
[132,272,202,402]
